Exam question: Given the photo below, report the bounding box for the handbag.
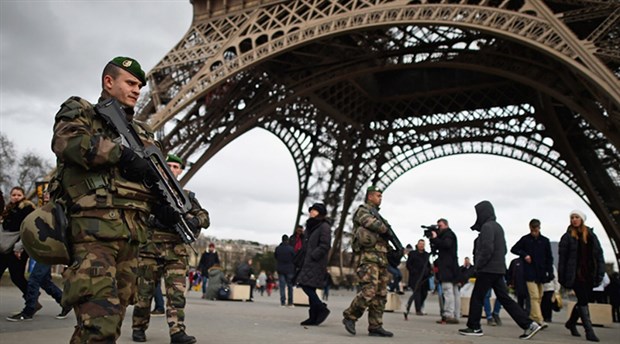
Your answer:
[0,225,20,254]
[217,286,231,300]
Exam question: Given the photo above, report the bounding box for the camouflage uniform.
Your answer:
[52,96,156,343]
[343,201,391,331]
[132,192,209,337]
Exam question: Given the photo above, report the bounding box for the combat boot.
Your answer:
[368,327,394,337]
[132,329,146,342]
[315,303,331,325]
[565,306,581,337]
[170,331,197,344]
[342,318,356,335]
[578,306,600,342]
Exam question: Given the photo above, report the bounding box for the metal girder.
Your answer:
[139,0,620,267]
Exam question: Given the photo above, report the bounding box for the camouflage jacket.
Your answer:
[353,202,390,266]
[141,190,210,255]
[51,96,158,242]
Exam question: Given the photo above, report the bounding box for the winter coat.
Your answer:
[471,201,507,274]
[430,228,459,283]
[198,251,220,276]
[295,217,331,289]
[507,257,528,297]
[205,265,228,300]
[274,242,295,275]
[2,200,35,232]
[406,249,431,290]
[558,226,605,289]
[510,233,554,283]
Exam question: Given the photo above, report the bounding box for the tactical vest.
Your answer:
[54,96,157,217]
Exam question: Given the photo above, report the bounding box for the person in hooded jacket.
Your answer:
[558,210,605,342]
[459,201,542,340]
[296,202,332,326]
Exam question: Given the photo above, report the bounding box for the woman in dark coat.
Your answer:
[0,186,35,298]
[558,210,605,342]
[296,202,332,326]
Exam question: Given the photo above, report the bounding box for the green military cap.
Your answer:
[166,154,185,169]
[108,56,146,85]
[367,185,382,193]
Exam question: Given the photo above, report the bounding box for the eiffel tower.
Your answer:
[136,0,620,267]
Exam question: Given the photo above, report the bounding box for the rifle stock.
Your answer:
[95,99,197,253]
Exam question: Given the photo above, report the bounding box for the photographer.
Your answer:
[430,218,460,324]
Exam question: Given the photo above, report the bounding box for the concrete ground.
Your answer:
[0,282,618,344]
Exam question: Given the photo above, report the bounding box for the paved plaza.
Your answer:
[1,281,617,344]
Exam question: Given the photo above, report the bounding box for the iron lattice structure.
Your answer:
[137,0,620,266]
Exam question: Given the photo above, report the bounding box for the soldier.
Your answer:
[131,154,209,344]
[342,186,394,337]
[51,57,160,342]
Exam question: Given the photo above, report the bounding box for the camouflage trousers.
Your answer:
[61,239,139,344]
[343,262,390,330]
[132,242,189,336]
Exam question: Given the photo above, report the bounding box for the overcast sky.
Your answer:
[1,1,617,269]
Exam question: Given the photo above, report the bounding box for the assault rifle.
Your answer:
[95,99,197,253]
[369,208,404,268]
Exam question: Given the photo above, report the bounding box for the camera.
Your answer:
[421,224,439,239]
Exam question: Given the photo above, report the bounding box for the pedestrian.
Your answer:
[483,289,502,326]
[559,210,605,342]
[608,272,620,323]
[342,186,394,337]
[131,154,210,344]
[0,186,34,298]
[404,240,431,319]
[6,259,72,321]
[430,218,461,324]
[507,257,530,312]
[233,258,255,300]
[51,56,163,343]
[290,225,304,253]
[510,218,554,328]
[458,257,475,287]
[197,243,220,298]
[459,200,542,340]
[205,263,228,300]
[590,272,610,304]
[274,234,295,307]
[257,270,267,296]
[296,202,332,326]
[323,269,333,301]
[541,265,559,323]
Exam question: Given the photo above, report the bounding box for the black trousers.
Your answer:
[466,272,532,330]
[541,290,554,321]
[0,251,29,297]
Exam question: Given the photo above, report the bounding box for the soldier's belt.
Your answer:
[66,175,109,198]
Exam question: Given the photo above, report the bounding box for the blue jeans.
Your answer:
[153,279,164,312]
[202,276,208,295]
[24,261,62,315]
[386,265,402,292]
[278,273,294,305]
[484,288,502,319]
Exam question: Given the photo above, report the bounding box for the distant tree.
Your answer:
[0,132,52,195]
[254,251,276,273]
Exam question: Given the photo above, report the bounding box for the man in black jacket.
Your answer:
[459,201,542,340]
[430,218,460,324]
[275,234,295,306]
[510,219,554,328]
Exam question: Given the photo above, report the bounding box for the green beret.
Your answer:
[109,56,146,85]
[166,154,185,169]
[367,185,382,193]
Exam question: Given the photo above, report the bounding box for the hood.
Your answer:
[470,200,496,231]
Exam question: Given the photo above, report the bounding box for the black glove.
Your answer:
[186,216,201,235]
[152,203,179,227]
[118,148,158,184]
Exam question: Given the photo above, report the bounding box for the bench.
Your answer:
[229,284,251,301]
[292,287,324,306]
[384,292,402,312]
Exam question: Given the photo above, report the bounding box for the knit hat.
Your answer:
[569,209,587,222]
[308,202,327,216]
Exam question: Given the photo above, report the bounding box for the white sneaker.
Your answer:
[519,322,542,340]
